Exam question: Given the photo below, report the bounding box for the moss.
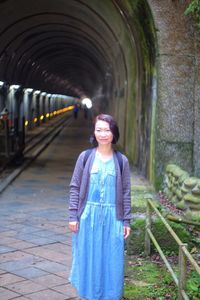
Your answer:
[124,257,177,299]
[127,219,145,255]
[191,216,200,223]
[192,187,200,195]
[121,0,157,182]
[184,177,199,188]
[184,194,200,204]
[131,186,156,213]
[166,164,176,173]
[181,186,190,193]
[154,174,163,190]
[179,172,189,183]
[176,200,186,210]
[175,189,182,199]
[152,219,191,252]
[124,256,199,299]
[127,218,192,255]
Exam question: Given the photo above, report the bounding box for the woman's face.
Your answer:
[94,120,113,146]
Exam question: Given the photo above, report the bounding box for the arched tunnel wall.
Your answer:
[0,0,157,183]
[108,0,157,183]
[0,0,199,188]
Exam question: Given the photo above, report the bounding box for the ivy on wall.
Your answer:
[185,0,200,29]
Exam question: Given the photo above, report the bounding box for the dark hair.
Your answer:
[90,114,120,146]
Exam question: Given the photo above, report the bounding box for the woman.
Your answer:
[68,113,132,300]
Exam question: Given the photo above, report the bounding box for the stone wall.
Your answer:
[193,31,200,176]
[163,164,200,218]
[147,0,200,184]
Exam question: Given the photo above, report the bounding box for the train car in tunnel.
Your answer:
[0,80,77,168]
[0,83,25,166]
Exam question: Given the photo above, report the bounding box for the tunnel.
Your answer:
[0,0,157,181]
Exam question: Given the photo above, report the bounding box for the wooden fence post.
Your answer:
[145,199,151,256]
[178,243,188,300]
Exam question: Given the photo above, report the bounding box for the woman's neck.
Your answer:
[96,145,113,159]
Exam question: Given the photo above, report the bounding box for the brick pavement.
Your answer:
[0,114,91,299]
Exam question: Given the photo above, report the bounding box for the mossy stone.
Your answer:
[184,177,198,188]
[175,189,182,200]
[166,164,177,173]
[185,209,200,218]
[176,200,186,210]
[171,196,177,203]
[186,203,200,210]
[178,172,189,184]
[172,187,176,194]
[181,186,190,193]
[183,194,200,204]
[191,187,200,195]
[173,167,185,178]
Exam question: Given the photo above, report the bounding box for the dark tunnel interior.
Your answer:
[0,0,157,180]
[0,0,129,101]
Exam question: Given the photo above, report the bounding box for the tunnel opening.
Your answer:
[0,0,157,182]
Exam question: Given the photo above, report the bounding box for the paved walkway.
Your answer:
[0,113,92,299]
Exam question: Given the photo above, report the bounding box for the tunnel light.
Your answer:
[65,105,74,111]
[25,88,33,93]
[25,120,29,127]
[10,84,20,90]
[47,94,51,97]
[0,81,4,87]
[34,90,41,95]
[34,117,38,123]
[82,97,92,109]
[40,115,44,120]
[46,113,50,118]
[41,92,47,96]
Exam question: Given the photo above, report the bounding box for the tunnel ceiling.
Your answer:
[0,0,133,99]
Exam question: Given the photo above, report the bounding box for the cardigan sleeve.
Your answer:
[68,151,85,222]
[121,156,132,227]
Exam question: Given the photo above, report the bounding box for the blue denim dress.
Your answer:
[69,153,124,300]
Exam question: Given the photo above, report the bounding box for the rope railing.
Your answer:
[144,196,200,300]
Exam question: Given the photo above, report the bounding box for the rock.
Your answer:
[191,187,200,195]
[184,177,198,188]
[183,194,200,204]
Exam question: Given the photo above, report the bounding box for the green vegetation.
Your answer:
[127,217,192,255]
[126,184,200,299]
[185,0,200,29]
[186,271,200,299]
[124,256,177,299]
[124,256,200,299]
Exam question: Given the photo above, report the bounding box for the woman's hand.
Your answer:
[68,221,79,233]
[123,226,131,239]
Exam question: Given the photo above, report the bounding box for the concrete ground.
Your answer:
[0,112,91,299]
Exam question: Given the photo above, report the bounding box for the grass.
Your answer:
[123,255,200,300]
[123,256,177,299]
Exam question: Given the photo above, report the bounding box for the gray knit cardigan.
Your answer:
[69,148,132,226]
